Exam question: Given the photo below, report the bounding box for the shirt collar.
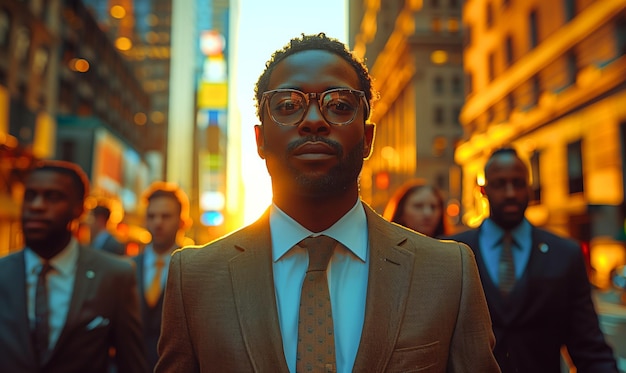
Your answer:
[143,243,176,265]
[25,237,80,276]
[483,218,531,249]
[270,199,368,262]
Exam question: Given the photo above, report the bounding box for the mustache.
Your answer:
[287,136,343,155]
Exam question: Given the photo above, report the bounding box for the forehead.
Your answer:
[268,50,360,91]
[147,196,180,213]
[408,187,438,201]
[485,154,528,177]
[26,170,76,192]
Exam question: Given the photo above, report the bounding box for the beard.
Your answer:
[271,136,365,198]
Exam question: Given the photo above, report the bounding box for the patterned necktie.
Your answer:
[146,256,165,307]
[34,262,53,363]
[498,231,516,296]
[296,235,337,373]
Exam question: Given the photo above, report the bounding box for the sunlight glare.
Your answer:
[234,0,348,224]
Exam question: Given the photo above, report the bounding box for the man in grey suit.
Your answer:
[156,34,500,372]
[0,160,148,373]
[89,205,126,255]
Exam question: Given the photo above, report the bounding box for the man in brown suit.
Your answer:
[156,34,500,373]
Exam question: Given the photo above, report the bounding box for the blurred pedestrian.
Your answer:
[155,33,499,373]
[133,182,190,370]
[383,180,448,237]
[0,160,148,373]
[448,146,617,373]
[89,205,126,255]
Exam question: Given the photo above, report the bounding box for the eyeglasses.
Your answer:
[260,88,369,126]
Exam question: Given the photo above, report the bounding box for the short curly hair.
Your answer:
[254,33,376,122]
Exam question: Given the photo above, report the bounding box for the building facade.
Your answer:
[349,0,465,219]
[0,0,154,255]
[458,0,626,286]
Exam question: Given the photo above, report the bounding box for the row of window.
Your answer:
[433,75,463,95]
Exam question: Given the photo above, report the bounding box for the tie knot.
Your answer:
[501,231,515,246]
[39,262,53,277]
[300,235,336,272]
[155,256,165,269]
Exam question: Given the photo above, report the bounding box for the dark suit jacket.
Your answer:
[0,246,149,373]
[133,253,165,370]
[156,203,501,372]
[100,232,126,256]
[450,224,617,373]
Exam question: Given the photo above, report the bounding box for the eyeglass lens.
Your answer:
[268,89,361,125]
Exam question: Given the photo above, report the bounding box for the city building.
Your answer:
[348,0,465,219]
[457,0,626,287]
[0,0,156,254]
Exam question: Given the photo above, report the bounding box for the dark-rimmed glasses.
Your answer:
[260,88,369,126]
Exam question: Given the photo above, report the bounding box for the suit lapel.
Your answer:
[1,252,37,363]
[353,206,415,372]
[51,247,98,356]
[229,211,290,373]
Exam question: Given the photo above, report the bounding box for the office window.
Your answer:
[531,75,541,106]
[566,50,578,87]
[616,16,626,56]
[452,106,461,126]
[465,72,473,96]
[488,52,496,82]
[529,9,539,48]
[486,2,494,28]
[434,106,445,125]
[451,75,462,95]
[567,140,584,194]
[530,151,541,203]
[564,0,576,22]
[434,75,444,95]
[505,35,514,66]
[0,8,10,49]
[506,93,516,117]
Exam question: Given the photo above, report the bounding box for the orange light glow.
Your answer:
[69,58,90,72]
[134,112,147,125]
[115,37,133,51]
[110,5,126,19]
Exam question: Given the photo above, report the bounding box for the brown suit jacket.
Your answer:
[156,203,500,372]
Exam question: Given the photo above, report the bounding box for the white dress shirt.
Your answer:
[270,200,369,373]
[25,238,79,350]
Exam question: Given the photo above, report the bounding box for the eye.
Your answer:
[271,94,305,115]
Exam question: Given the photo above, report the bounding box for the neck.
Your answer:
[274,189,359,233]
[30,233,72,260]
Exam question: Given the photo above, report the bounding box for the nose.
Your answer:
[298,100,330,135]
[504,181,516,197]
[28,194,46,210]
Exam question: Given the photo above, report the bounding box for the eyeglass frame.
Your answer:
[259,88,371,126]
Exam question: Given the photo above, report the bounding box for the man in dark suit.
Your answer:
[89,205,126,255]
[156,33,500,372]
[0,160,148,373]
[449,147,617,373]
[133,182,190,370]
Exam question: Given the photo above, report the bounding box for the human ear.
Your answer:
[254,125,266,159]
[363,123,376,159]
